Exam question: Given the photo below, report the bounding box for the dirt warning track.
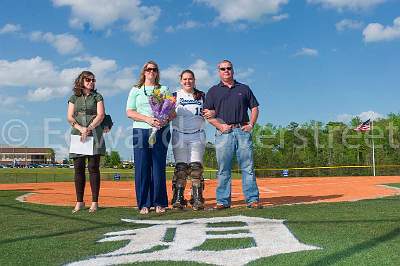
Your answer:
[1,176,400,208]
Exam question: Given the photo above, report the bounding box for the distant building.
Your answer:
[0,146,55,166]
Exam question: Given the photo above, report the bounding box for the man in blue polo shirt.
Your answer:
[204,59,261,209]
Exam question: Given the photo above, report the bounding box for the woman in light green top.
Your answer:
[126,60,174,215]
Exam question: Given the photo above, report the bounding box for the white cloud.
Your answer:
[54,145,70,161]
[0,57,60,88]
[165,20,202,33]
[52,0,161,46]
[0,94,27,114]
[0,56,137,101]
[162,59,217,91]
[358,111,384,122]
[196,0,288,23]
[27,87,71,102]
[307,0,386,11]
[0,23,21,34]
[363,17,400,43]
[336,114,354,123]
[74,56,118,76]
[235,68,255,80]
[0,95,18,106]
[272,13,289,22]
[336,111,384,123]
[189,59,217,89]
[30,31,83,54]
[125,6,161,45]
[161,59,255,91]
[161,65,182,89]
[336,19,364,31]
[294,48,319,57]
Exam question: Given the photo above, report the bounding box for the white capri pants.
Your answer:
[172,130,206,164]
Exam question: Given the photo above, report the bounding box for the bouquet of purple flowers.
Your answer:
[148,88,176,146]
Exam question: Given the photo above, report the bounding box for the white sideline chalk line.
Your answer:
[274,180,386,188]
[377,184,400,193]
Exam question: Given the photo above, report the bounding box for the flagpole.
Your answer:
[371,120,376,176]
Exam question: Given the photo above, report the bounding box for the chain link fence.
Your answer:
[1,165,399,184]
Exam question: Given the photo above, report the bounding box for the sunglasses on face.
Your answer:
[145,67,158,72]
[84,78,96,83]
[219,67,232,71]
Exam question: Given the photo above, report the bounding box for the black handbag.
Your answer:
[101,114,113,129]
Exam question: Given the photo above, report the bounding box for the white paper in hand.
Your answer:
[69,135,94,155]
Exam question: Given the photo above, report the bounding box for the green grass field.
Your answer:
[1,189,400,265]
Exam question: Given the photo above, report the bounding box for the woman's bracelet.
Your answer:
[88,124,94,130]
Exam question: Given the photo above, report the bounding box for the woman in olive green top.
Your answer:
[67,71,106,213]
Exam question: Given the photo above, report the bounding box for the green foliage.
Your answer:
[203,142,217,169]
[102,151,122,168]
[200,114,400,176]
[250,114,400,176]
[110,151,121,166]
[103,152,111,167]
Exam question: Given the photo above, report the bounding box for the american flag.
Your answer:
[354,119,371,132]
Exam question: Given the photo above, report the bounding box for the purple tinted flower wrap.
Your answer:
[147,91,176,146]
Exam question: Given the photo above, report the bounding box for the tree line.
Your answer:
[203,113,400,177]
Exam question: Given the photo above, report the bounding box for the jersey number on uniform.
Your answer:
[195,107,203,116]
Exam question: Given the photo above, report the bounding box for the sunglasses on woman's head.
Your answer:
[84,77,96,83]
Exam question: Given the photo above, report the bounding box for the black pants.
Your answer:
[73,155,101,202]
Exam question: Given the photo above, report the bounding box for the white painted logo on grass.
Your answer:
[68,215,320,266]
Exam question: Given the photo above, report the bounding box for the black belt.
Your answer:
[228,122,248,128]
[173,129,204,134]
[75,111,97,115]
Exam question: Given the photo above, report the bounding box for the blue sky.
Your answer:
[0,0,399,160]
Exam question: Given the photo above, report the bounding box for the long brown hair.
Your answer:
[180,69,204,101]
[136,60,161,89]
[73,71,95,96]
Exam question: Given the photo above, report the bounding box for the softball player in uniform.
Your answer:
[171,69,207,210]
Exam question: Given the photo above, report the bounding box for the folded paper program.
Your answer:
[69,135,94,155]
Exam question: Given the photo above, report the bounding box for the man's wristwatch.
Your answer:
[71,121,77,127]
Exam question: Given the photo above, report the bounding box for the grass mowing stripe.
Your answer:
[136,245,170,254]
[163,228,176,242]
[193,237,256,251]
[206,229,250,235]
[207,221,247,228]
